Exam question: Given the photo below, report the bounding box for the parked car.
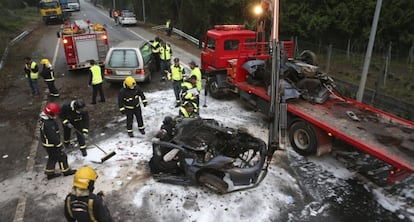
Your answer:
[149,117,268,194]
[103,40,155,84]
[118,10,137,26]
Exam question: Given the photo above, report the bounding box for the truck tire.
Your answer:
[288,120,317,156]
[198,173,228,194]
[207,77,224,99]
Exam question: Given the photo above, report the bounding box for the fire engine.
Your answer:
[57,20,109,70]
[201,5,414,183]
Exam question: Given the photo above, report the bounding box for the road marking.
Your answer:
[126,28,150,42]
[13,75,49,222]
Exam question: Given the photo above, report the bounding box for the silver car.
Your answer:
[118,11,137,26]
[103,40,155,84]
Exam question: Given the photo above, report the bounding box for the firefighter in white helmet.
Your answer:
[64,166,113,222]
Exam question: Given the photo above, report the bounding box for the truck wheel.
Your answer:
[288,120,317,156]
[208,77,223,99]
[198,173,228,194]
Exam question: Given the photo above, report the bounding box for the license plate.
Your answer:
[116,70,131,75]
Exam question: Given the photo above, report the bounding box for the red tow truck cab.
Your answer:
[58,20,109,70]
[201,24,414,183]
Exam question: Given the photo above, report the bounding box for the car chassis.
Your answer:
[149,118,268,194]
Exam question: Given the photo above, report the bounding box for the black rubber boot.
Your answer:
[139,129,145,135]
[46,173,61,180]
[128,132,134,137]
[81,149,87,157]
[63,169,76,177]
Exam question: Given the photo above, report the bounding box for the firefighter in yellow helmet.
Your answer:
[40,58,60,97]
[64,166,113,222]
[118,77,148,137]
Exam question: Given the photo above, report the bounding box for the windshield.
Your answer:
[67,0,79,3]
[39,2,59,9]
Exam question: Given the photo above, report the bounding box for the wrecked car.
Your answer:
[149,117,267,194]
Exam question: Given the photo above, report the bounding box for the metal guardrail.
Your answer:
[0,29,33,70]
[152,25,201,47]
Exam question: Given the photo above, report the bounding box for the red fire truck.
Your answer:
[58,20,109,70]
[201,24,414,183]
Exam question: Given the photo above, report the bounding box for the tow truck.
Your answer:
[201,2,414,183]
[57,20,109,70]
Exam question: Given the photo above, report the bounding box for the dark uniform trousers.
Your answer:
[126,106,144,133]
[63,112,89,150]
[44,146,70,175]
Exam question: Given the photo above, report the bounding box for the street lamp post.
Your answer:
[112,0,115,9]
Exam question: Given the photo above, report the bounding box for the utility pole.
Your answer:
[142,0,146,23]
[356,0,382,102]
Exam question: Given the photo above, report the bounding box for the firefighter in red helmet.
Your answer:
[39,103,76,180]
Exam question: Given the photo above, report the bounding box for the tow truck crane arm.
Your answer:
[265,0,287,166]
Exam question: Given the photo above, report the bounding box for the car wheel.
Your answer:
[288,120,318,156]
[198,173,228,194]
[208,77,224,99]
[146,73,152,83]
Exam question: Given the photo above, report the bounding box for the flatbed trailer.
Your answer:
[236,81,414,182]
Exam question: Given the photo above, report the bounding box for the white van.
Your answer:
[67,0,80,11]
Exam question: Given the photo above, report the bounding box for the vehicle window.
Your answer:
[67,0,79,3]
[224,40,239,51]
[245,38,256,50]
[140,43,152,64]
[123,12,135,17]
[40,2,58,9]
[109,49,139,68]
[207,38,215,50]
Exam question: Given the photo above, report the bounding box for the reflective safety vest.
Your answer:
[190,67,202,91]
[152,40,160,54]
[168,65,184,81]
[26,62,39,79]
[90,65,103,85]
[159,45,172,61]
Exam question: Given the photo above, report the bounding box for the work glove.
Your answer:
[143,101,148,107]
[97,191,104,196]
[65,123,73,129]
[120,108,126,114]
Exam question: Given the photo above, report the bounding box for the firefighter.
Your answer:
[39,103,76,180]
[159,41,172,80]
[88,59,105,104]
[154,116,176,142]
[24,56,40,97]
[64,166,113,222]
[167,57,185,107]
[118,77,148,137]
[180,75,199,106]
[60,99,89,157]
[40,58,60,97]
[151,36,162,72]
[178,100,199,118]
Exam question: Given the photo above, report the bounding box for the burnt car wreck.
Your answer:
[149,117,268,194]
